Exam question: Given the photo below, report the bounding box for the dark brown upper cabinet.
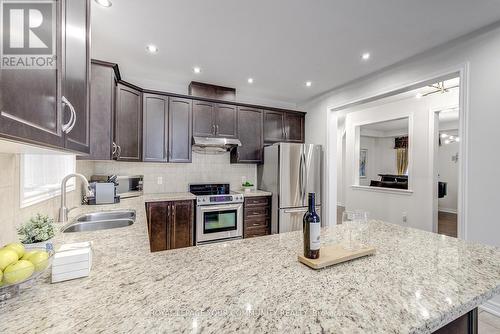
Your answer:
[143,94,168,162]
[215,103,238,138]
[0,0,90,153]
[169,97,192,163]
[231,107,263,163]
[115,83,142,161]
[192,101,237,138]
[188,81,236,101]
[284,112,305,143]
[193,101,215,137]
[263,110,285,143]
[80,60,119,160]
[62,0,90,154]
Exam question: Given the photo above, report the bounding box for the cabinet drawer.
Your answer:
[245,216,269,229]
[245,206,269,219]
[244,226,269,238]
[244,196,269,207]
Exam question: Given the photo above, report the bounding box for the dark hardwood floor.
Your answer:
[438,211,457,238]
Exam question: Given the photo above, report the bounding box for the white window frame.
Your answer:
[20,154,76,208]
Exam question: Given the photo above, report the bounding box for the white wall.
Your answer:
[438,141,459,213]
[302,23,500,245]
[359,136,398,187]
[301,24,500,312]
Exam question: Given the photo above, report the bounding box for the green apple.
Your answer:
[21,250,39,261]
[0,248,18,271]
[3,260,34,285]
[4,242,25,259]
[27,251,49,272]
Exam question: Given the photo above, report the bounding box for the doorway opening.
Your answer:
[331,73,465,238]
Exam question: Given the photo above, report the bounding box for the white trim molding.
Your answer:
[481,299,500,317]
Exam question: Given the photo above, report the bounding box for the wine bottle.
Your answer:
[303,192,320,259]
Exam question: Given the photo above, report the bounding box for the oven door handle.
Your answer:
[199,204,242,211]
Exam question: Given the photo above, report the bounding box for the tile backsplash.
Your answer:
[93,152,257,193]
[0,151,256,245]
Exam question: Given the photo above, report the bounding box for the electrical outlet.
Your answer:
[402,212,407,223]
[157,176,163,185]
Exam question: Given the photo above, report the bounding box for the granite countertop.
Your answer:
[143,192,196,202]
[1,196,499,333]
[234,189,272,197]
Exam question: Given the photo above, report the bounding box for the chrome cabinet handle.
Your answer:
[116,144,122,158]
[216,124,219,135]
[61,96,75,133]
[212,124,216,135]
[112,142,117,155]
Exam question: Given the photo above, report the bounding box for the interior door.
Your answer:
[62,0,90,153]
[279,206,321,233]
[279,143,304,208]
[304,144,322,205]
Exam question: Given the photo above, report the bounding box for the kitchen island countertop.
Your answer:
[1,196,499,333]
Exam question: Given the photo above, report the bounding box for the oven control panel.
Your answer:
[196,194,244,206]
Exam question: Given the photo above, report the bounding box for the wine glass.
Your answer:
[341,211,369,250]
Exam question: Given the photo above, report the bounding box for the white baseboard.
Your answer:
[481,299,500,317]
[438,208,457,214]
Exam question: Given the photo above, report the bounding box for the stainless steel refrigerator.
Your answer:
[258,143,322,234]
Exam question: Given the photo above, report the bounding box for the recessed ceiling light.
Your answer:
[247,78,254,84]
[94,0,112,7]
[305,81,312,87]
[361,52,371,61]
[415,92,423,99]
[145,44,158,54]
[193,66,201,74]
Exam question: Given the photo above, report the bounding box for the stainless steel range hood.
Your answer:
[192,136,241,154]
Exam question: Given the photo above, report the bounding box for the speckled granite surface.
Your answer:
[1,196,499,334]
[234,189,272,197]
[143,192,196,202]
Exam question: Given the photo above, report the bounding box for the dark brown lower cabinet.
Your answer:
[432,308,477,334]
[146,200,194,252]
[243,196,271,238]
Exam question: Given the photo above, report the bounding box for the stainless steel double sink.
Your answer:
[62,210,136,233]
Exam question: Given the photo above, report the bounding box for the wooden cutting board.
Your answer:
[298,244,376,270]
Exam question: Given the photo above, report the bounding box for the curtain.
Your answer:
[396,148,408,175]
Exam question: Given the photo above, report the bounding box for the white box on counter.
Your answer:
[51,241,92,283]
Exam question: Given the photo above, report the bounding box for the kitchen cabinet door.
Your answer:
[169,200,194,249]
[231,107,263,163]
[0,1,64,149]
[143,93,168,162]
[263,110,285,143]
[169,97,192,163]
[147,202,168,252]
[284,112,304,143]
[115,83,142,161]
[193,101,215,137]
[80,60,116,160]
[215,103,238,138]
[62,0,90,154]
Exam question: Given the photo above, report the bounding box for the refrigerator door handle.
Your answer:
[299,151,304,205]
[301,149,307,204]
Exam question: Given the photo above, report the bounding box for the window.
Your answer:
[20,154,76,208]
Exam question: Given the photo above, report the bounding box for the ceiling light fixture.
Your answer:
[305,81,312,87]
[145,44,158,54]
[94,0,112,7]
[247,78,254,84]
[193,66,201,74]
[361,52,371,61]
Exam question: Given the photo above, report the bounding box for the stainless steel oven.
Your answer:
[196,202,243,244]
[190,184,244,245]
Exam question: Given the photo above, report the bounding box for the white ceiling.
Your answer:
[91,0,500,107]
